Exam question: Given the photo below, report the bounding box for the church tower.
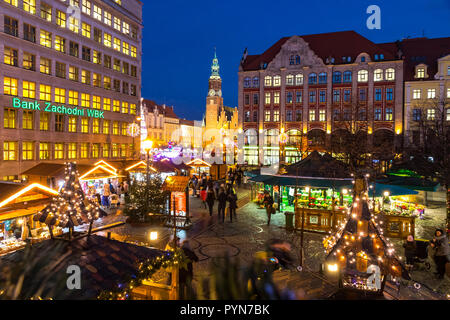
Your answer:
[205,51,223,129]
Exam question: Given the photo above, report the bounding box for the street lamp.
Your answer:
[142,138,154,219]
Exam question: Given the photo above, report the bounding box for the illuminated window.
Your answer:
[427,108,435,120]
[92,143,100,158]
[309,109,316,121]
[3,141,17,160]
[82,23,91,38]
[374,69,383,82]
[4,108,16,128]
[55,36,66,53]
[113,38,121,51]
[81,118,89,133]
[104,11,111,26]
[4,47,18,66]
[54,88,65,103]
[5,0,18,6]
[103,76,111,90]
[54,143,64,159]
[122,42,129,55]
[22,110,33,129]
[113,121,119,135]
[69,17,79,33]
[121,143,127,157]
[427,88,436,99]
[81,0,91,14]
[56,10,66,27]
[68,116,77,132]
[22,142,34,160]
[357,70,368,82]
[273,92,280,105]
[68,143,77,159]
[295,74,303,85]
[130,103,136,115]
[112,143,118,157]
[264,110,270,122]
[40,30,52,48]
[103,98,111,111]
[273,110,279,122]
[385,68,395,81]
[265,93,271,105]
[114,17,121,30]
[122,21,130,34]
[23,81,36,99]
[69,66,79,81]
[104,33,112,47]
[39,84,51,101]
[93,5,102,20]
[113,100,120,112]
[81,93,90,107]
[103,120,110,134]
[69,90,79,105]
[273,75,281,87]
[319,109,326,122]
[113,59,121,72]
[286,75,294,86]
[80,143,88,158]
[121,122,127,135]
[40,2,52,21]
[23,52,36,71]
[40,57,51,75]
[92,118,100,134]
[40,113,49,131]
[385,108,393,121]
[93,51,101,64]
[413,89,421,99]
[81,70,91,84]
[39,142,49,160]
[264,76,272,87]
[3,77,18,96]
[416,67,425,78]
[103,143,110,157]
[121,102,129,113]
[23,0,36,14]
[93,96,101,109]
[131,46,137,58]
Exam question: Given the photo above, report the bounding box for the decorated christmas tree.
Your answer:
[34,162,107,240]
[323,175,410,294]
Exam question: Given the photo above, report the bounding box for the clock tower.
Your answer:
[205,50,223,128]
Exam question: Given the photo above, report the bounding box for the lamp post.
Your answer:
[142,138,154,218]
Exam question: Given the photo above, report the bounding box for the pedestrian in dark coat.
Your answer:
[227,190,238,222]
[206,188,215,216]
[263,190,274,225]
[430,229,450,279]
[403,234,416,269]
[179,240,199,299]
[217,187,227,222]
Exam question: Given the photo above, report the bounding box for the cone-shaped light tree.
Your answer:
[34,162,107,239]
[323,175,410,293]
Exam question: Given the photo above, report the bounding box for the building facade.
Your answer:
[238,31,404,166]
[0,0,143,180]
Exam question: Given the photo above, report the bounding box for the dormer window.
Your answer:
[416,67,426,78]
[289,55,295,65]
[380,54,384,60]
[347,56,351,62]
[374,54,379,61]
[361,57,366,62]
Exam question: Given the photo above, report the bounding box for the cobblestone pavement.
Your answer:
[81,186,449,299]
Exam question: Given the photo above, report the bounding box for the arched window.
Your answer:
[318,72,327,84]
[308,73,317,84]
[289,55,295,65]
[385,68,395,81]
[244,77,251,87]
[273,75,281,86]
[374,69,383,82]
[332,71,341,83]
[343,71,352,83]
[244,129,258,146]
[244,129,258,165]
[286,129,301,163]
[357,70,368,82]
[263,129,279,165]
[286,74,294,86]
[295,55,301,64]
[252,77,259,87]
[295,74,303,85]
[264,76,272,87]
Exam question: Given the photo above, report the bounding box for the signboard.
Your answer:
[12,98,104,119]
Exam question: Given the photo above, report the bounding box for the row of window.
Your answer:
[3,107,134,134]
[243,69,396,88]
[412,108,450,121]
[244,107,395,122]
[3,141,134,161]
[3,77,137,111]
[412,88,450,99]
[4,0,139,40]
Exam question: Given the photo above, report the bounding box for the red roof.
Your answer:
[379,37,450,81]
[143,99,179,119]
[241,31,397,71]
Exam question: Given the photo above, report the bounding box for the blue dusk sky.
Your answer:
[141,0,450,121]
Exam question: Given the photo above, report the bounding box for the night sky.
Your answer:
[141,0,450,121]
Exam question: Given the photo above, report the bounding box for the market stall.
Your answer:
[125,160,158,182]
[162,176,191,229]
[186,158,211,177]
[0,182,61,255]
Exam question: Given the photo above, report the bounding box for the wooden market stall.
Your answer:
[0,182,60,255]
[162,176,191,229]
[186,158,212,177]
[125,160,158,181]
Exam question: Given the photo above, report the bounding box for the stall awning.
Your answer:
[249,174,353,189]
[370,183,419,197]
[79,165,124,181]
[186,158,211,168]
[162,176,190,192]
[377,175,439,192]
[125,161,157,173]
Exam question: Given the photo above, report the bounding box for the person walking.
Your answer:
[236,168,242,188]
[263,190,274,225]
[217,187,227,222]
[179,240,199,299]
[403,234,417,271]
[206,188,215,216]
[191,175,198,197]
[213,180,220,198]
[227,190,238,222]
[102,182,111,208]
[200,186,207,209]
[430,229,450,279]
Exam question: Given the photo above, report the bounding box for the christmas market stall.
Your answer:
[186,158,212,176]
[0,182,60,255]
[162,176,192,229]
[125,160,158,181]
[322,177,410,295]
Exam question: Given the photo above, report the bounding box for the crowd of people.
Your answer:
[85,179,129,209]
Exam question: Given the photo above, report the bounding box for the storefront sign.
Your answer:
[12,98,104,119]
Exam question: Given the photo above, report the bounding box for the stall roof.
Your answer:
[21,163,94,177]
[125,161,157,173]
[284,151,350,178]
[162,176,190,192]
[79,165,125,181]
[377,175,439,192]
[371,183,419,197]
[186,158,212,168]
[0,235,166,299]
